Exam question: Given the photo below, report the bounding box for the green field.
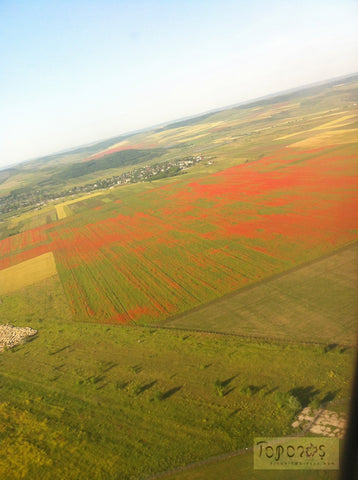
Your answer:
[0,76,357,479]
[161,242,358,345]
[0,286,354,479]
[157,448,341,480]
[0,267,355,479]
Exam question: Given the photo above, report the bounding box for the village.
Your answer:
[0,155,207,216]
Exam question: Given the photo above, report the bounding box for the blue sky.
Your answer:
[0,0,357,168]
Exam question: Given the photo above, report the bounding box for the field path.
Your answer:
[140,323,352,348]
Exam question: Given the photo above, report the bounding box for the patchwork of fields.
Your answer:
[0,252,58,295]
[161,242,358,345]
[0,78,357,480]
[0,141,357,326]
[54,192,105,219]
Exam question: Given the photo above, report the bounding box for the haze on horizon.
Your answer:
[1,0,357,169]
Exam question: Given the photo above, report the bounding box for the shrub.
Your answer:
[288,394,302,412]
[240,385,254,397]
[152,390,163,402]
[130,383,142,397]
[214,380,224,397]
[275,392,301,412]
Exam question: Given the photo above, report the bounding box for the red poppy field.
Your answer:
[1,141,357,325]
[0,79,357,480]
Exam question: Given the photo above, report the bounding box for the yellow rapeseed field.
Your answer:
[0,252,58,295]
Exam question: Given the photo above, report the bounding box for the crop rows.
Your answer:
[0,143,357,325]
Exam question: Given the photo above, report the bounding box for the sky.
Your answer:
[0,0,357,169]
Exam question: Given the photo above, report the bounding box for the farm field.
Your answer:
[0,138,357,325]
[0,303,353,479]
[161,242,358,345]
[54,192,105,219]
[0,76,357,479]
[0,252,58,295]
[158,448,341,480]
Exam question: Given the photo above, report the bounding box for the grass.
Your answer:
[0,278,354,479]
[0,304,353,478]
[157,448,340,480]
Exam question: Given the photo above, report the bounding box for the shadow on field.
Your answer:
[289,386,320,407]
[49,345,72,355]
[139,381,157,394]
[89,374,105,385]
[53,363,65,371]
[223,375,238,396]
[321,389,340,404]
[98,361,118,373]
[221,375,237,388]
[25,336,38,345]
[228,408,240,418]
[129,364,143,374]
[264,386,278,396]
[248,384,265,395]
[117,381,129,390]
[161,386,182,400]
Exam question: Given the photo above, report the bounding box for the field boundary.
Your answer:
[0,251,58,295]
[141,324,354,349]
[155,240,358,330]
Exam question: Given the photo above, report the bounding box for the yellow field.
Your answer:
[55,191,104,219]
[145,121,225,145]
[144,115,270,146]
[309,109,342,121]
[289,127,358,149]
[55,204,71,220]
[88,104,301,158]
[175,133,210,143]
[276,110,358,145]
[0,252,58,295]
[310,114,356,131]
[213,136,235,144]
[247,102,300,122]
